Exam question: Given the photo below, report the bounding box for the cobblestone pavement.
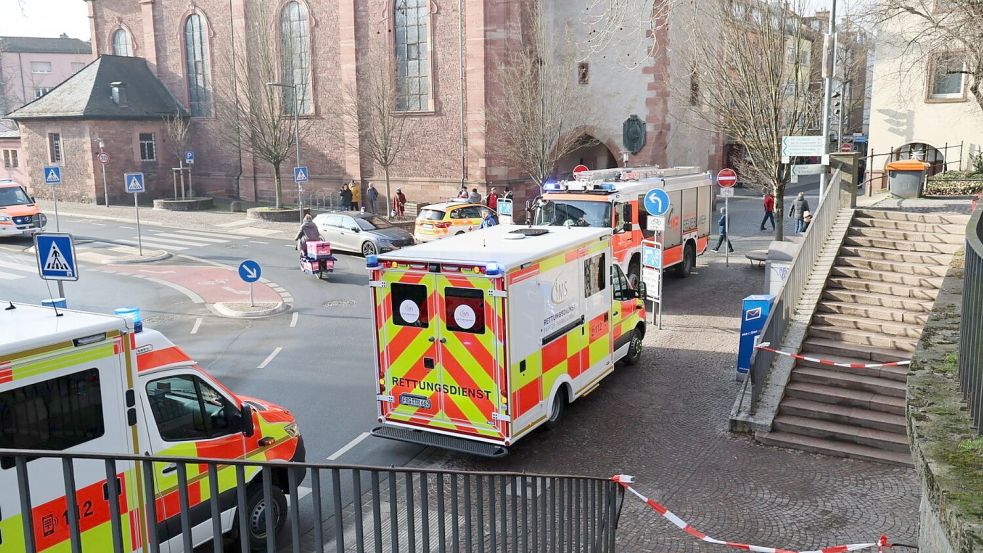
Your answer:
[434,242,920,552]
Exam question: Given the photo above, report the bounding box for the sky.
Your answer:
[0,0,91,40]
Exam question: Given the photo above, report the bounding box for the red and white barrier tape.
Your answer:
[612,475,890,553]
[754,343,910,369]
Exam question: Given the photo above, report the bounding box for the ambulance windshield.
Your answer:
[535,199,612,228]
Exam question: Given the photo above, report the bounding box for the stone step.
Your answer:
[853,216,966,235]
[794,351,909,383]
[772,415,910,452]
[811,312,924,339]
[829,266,944,289]
[838,245,951,265]
[779,397,907,433]
[821,288,934,312]
[836,255,949,277]
[855,209,971,226]
[756,431,912,466]
[826,277,939,301]
[800,337,911,364]
[784,381,906,415]
[847,226,964,244]
[808,325,919,352]
[791,366,907,398]
[842,235,961,254]
[816,300,929,325]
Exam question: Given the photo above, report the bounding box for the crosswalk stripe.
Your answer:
[135,235,215,248]
[116,239,189,251]
[164,228,244,240]
[0,271,24,280]
[0,260,36,273]
[152,232,231,244]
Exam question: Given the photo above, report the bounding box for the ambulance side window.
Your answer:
[611,265,632,301]
[392,283,430,328]
[445,287,485,334]
[584,253,606,297]
[146,375,238,441]
[0,368,105,469]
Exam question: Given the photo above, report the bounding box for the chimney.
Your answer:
[110,81,128,107]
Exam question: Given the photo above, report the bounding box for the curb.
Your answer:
[211,301,290,319]
[107,250,171,264]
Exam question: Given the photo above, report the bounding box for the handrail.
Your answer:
[959,203,983,434]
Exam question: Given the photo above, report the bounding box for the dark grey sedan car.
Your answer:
[313,212,415,256]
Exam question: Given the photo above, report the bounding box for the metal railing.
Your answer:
[0,448,623,553]
[860,142,965,194]
[745,169,846,410]
[960,204,983,434]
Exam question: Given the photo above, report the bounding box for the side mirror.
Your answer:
[636,281,648,300]
[240,403,255,437]
[622,222,632,232]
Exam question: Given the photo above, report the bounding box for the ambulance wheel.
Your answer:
[362,241,378,257]
[545,388,567,429]
[676,242,695,278]
[242,485,288,551]
[624,328,643,366]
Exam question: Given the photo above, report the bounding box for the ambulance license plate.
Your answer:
[400,394,432,409]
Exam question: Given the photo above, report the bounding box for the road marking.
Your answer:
[116,239,189,251]
[137,277,205,304]
[91,223,106,226]
[0,260,36,273]
[190,317,202,335]
[249,240,268,244]
[290,312,299,328]
[215,219,254,228]
[0,271,23,280]
[120,226,135,229]
[134,235,215,247]
[327,432,371,461]
[257,347,283,369]
[153,232,229,244]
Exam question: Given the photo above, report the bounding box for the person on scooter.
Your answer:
[296,214,322,254]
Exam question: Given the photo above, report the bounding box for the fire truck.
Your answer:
[533,166,713,285]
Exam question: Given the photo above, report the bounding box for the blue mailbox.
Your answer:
[737,294,774,380]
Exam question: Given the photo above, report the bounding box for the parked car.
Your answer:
[414,200,497,243]
[313,211,415,256]
[0,179,47,238]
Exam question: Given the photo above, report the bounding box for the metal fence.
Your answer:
[959,204,983,434]
[860,142,966,193]
[745,170,846,410]
[0,448,623,553]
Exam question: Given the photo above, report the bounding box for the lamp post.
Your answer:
[266,81,303,223]
[819,0,838,199]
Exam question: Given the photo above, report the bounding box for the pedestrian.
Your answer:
[340,184,352,211]
[788,192,810,233]
[457,184,469,199]
[350,180,361,211]
[486,187,499,212]
[468,187,481,203]
[480,209,498,228]
[760,191,776,231]
[712,207,734,253]
[802,210,813,232]
[503,187,513,200]
[366,182,379,214]
[393,188,407,219]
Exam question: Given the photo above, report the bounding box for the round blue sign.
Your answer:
[643,188,671,216]
[238,260,262,283]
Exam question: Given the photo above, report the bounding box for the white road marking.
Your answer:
[257,347,283,369]
[290,312,299,328]
[132,235,213,248]
[215,219,254,228]
[139,277,206,304]
[327,432,371,461]
[0,271,23,280]
[248,240,268,244]
[190,317,202,335]
[0,260,36,273]
[153,232,229,244]
[120,226,135,229]
[91,223,106,226]
[116,239,189,251]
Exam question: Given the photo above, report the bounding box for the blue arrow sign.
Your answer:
[643,188,671,216]
[238,260,262,283]
[124,172,145,193]
[185,151,195,164]
[43,166,62,185]
[35,233,78,281]
[294,166,309,184]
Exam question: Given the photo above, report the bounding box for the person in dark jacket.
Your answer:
[788,192,810,233]
[712,207,734,253]
[760,192,776,231]
[295,214,322,253]
[366,183,379,213]
[340,184,353,210]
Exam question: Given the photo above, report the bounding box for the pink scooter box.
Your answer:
[306,241,332,257]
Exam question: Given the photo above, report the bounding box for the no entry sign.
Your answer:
[717,168,738,188]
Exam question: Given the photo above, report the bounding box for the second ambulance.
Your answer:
[368,225,646,456]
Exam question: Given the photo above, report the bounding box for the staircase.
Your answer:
[758,209,969,465]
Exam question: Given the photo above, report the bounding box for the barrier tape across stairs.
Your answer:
[754,343,910,369]
[612,475,891,552]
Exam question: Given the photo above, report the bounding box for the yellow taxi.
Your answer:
[413,200,498,243]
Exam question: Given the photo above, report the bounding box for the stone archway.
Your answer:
[555,134,620,180]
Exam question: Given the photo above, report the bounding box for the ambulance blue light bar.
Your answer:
[543,182,567,192]
[485,263,504,276]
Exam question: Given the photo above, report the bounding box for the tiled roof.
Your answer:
[0,36,91,55]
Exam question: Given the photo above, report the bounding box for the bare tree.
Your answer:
[213,2,312,209]
[341,49,411,219]
[678,0,820,240]
[161,113,192,198]
[487,3,586,190]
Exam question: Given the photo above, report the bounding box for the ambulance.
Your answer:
[533,166,713,285]
[0,303,304,552]
[368,225,647,457]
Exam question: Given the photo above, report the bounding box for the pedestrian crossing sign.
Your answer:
[43,166,62,185]
[34,233,79,281]
[124,172,145,193]
[294,166,309,184]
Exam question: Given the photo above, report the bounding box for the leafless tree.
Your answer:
[487,3,587,190]
[161,113,192,198]
[340,49,411,219]
[676,0,821,240]
[213,2,312,209]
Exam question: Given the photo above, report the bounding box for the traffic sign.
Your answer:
[185,151,195,164]
[647,215,665,232]
[124,172,145,193]
[97,152,111,164]
[642,241,663,269]
[781,135,824,158]
[840,143,853,152]
[720,187,735,198]
[35,233,78,281]
[643,188,671,216]
[572,164,589,175]
[294,166,309,184]
[43,166,62,185]
[717,168,738,188]
[238,260,262,283]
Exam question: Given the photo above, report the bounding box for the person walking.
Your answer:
[366,183,379,214]
[393,188,407,219]
[350,180,361,211]
[788,192,810,233]
[468,187,481,203]
[486,187,499,212]
[712,207,734,253]
[340,184,353,211]
[760,191,776,231]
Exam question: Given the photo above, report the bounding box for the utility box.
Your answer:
[886,160,929,199]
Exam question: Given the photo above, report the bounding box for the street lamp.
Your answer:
[266,81,303,223]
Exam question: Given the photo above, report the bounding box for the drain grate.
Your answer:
[323,299,357,308]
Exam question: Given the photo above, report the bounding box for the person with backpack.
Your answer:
[788,192,810,233]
